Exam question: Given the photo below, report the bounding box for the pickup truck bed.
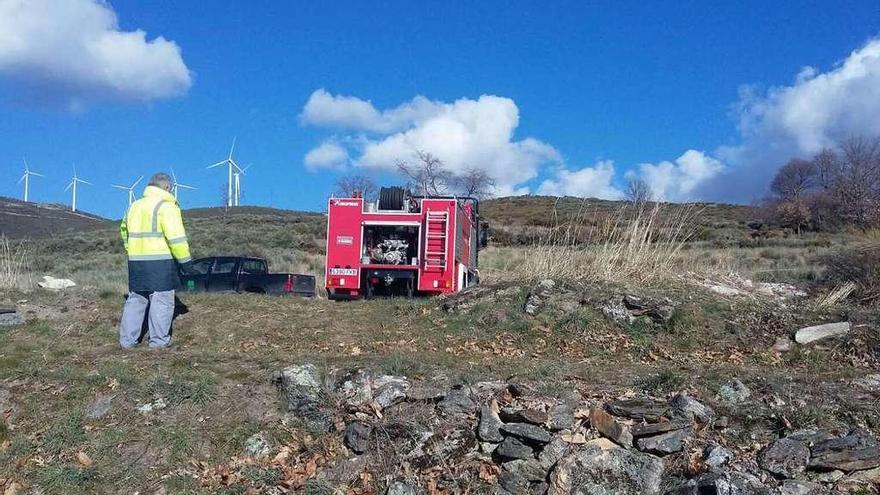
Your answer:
[179,256,315,297]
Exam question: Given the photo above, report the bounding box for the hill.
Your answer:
[0,196,109,239]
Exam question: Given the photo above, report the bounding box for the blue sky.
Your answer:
[1,0,879,218]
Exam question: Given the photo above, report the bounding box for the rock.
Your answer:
[274,364,334,432]
[787,429,836,447]
[635,428,689,455]
[673,471,770,495]
[704,444,733,471]
[336,369,374,407]
[606,397,669,422]
[344,422,372,454]
[508,383,535,398]
[386,481,418,495]
[811,470,844,483]
[499,471,531,494]
[437,386,478,415]
[631,419,691,438]
[407,375,450,401]
[548,442,665,495]
[718,379,751,404]
[838,466,880,488]
[759,438,810,478]
[497,436,535,460]
[501,408,549,426]
[539,437,570,470]
[530,482,549,495]
[481,442,500,455]
[779,480,824,495]
[373,375,409,409]
[589,408,633,447]
[794,322,850,345]
[85,394,113,419]
[501,423,552,445]
[669,393,715,423]
[547,403,575,431]
[137,398,167,414]
[772,337,795,352]
[0,311,23,327]
[244,432,271,457]
[809,429,880,471]
[525,279,556,316]
[479,405,506,443]
[503,459,549,482]
[37,275,76,290]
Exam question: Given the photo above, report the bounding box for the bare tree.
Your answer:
[831,136,880,227]
[396,150,452,196]
[335,175,378,201]
[453,167,496,199]
[625,177,652,204]
[770,158,818,201]
[812,148,840,190]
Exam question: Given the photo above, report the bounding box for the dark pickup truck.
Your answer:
[179,256,315,297]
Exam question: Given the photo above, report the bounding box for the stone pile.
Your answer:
[272,364,880,494]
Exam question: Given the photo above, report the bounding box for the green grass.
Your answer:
[637,368,687,395]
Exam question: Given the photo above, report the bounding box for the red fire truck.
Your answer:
[325,187,487,300]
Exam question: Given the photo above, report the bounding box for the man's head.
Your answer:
[148,173,173,193]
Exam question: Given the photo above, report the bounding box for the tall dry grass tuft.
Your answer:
[519,200,700,285]
[0,234,32,290]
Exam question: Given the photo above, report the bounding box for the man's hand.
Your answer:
[179,261,195,275]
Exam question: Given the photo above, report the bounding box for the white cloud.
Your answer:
[537,160,622,199]
[632,150,725,201]
[302,91,562,195]
[304,140,349,171]
[0,0,191,108]
[300,89,442,134]
[705,37,880,201]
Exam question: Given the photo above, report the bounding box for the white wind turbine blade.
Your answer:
[78,178,93,186]
[228,137,237,160]
[65,180,74,191]
[18,173,26,184]
[111,184,129,190]
[29,170,44,177]
[176,183,196,190]
[207,160,227,169]
[131,176,143,189]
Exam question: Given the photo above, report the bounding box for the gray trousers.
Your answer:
[119,290,174,348]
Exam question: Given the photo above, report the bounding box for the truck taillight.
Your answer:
[283,274,293,293]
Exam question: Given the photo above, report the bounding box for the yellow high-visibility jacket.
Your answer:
[120,185,192,292]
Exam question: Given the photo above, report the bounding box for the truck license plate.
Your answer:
[330,268,357,276]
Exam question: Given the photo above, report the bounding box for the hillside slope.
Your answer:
[0,196,109,239]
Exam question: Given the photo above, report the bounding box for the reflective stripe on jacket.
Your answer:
[120,185,191,292]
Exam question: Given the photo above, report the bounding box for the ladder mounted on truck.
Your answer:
[424,210,448,271]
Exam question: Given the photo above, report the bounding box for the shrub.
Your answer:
[823,237,880,305]
[0,234,31,290]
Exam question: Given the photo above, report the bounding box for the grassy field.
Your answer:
[0,198,876,494]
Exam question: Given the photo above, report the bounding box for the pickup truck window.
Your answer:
[241,259,267,274]
[190,259,212,275]
[213,260,237,274]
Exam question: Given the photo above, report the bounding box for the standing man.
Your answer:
[119,173,192,349]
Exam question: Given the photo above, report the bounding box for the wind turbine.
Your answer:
[170,167,196,200]
[65,167,92,212]
[207,138,245,208]
[111,176,143,207]
[232,164,250,207]
[18,158,43,202]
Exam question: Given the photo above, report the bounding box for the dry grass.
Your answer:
[516,200,699,285]
[0,234,32,290]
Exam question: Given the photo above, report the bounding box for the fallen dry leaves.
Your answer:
[75,451,93,467]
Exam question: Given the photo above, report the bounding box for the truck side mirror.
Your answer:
[479,222,490,248]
